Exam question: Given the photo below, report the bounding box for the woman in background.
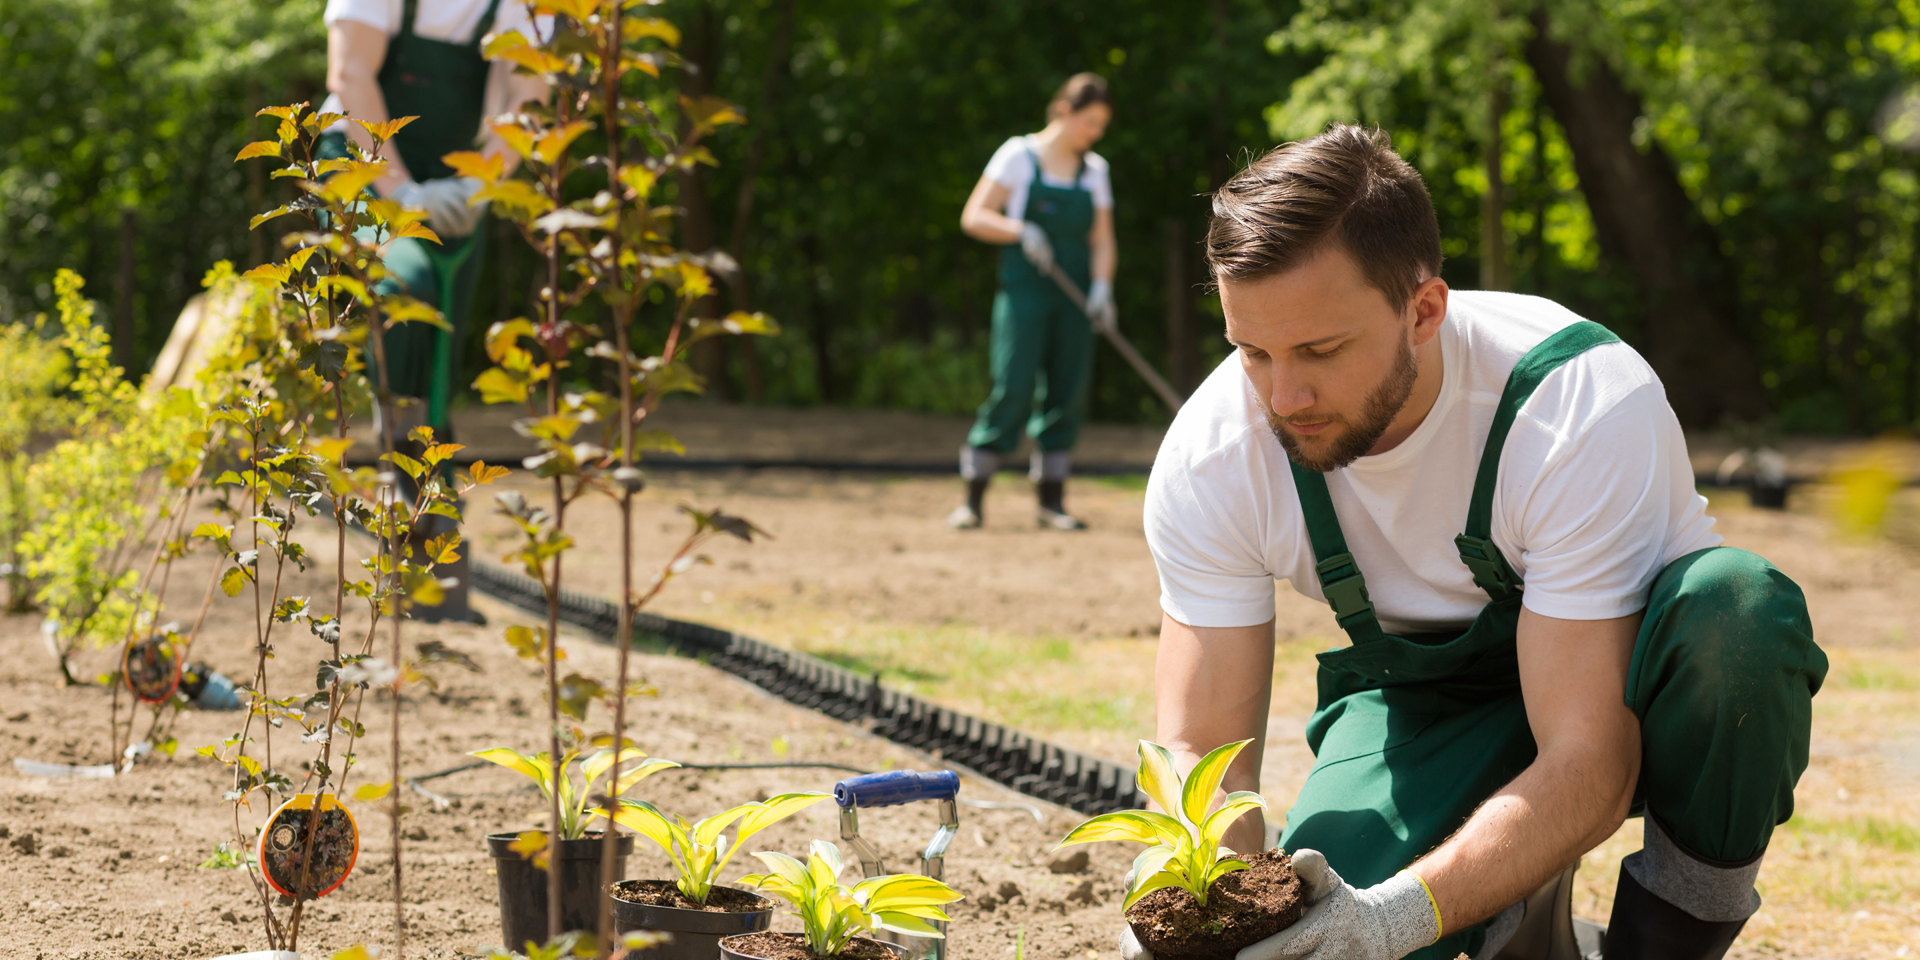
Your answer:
[951,74,1117,531]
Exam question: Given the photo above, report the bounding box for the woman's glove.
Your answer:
[386,176,487,238]
[1019,221,1054,274]
[1086,278,1118,334]
[1235,850,1439,960]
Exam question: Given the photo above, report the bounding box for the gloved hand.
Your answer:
[386,176,487,238]
[1235,850,1439,960]
[1086,277,1118,334]
[1019,221,1054,274]
[1119,924,1153,960]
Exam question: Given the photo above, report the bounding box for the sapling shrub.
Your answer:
[732,839,964,960]
[600,791,831,907]
[471,744,680,843]
[1054,739,1303,960]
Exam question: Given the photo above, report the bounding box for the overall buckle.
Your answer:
[1314,552,1376,630]
[1454,534,1522,600]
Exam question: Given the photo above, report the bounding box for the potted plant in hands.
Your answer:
[1055,739,1304,960]
[472,744,680,950]
[727,840,964,960]
[597,791,833,958]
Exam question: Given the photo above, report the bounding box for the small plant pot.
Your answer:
[611,880,775,960]
[1749,479,1789,510]
[719,932,909,960]
[1125,850,1304,960]
[487,832,633,951]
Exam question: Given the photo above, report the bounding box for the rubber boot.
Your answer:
[1036,480,1087,530]
[947,478,989,529]
[1601,866,1745,960]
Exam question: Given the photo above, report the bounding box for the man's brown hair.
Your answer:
[1206,124,1442,308]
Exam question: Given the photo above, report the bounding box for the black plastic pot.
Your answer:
[487,831,633,951]
[719,932,909,960]
[1750,479,1789,509]
[611,882,775,960]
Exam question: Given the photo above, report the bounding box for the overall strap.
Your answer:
[1290,460,1387,645]
[1025,144,1088,193]
[399,0,418,37]
[1455,320,1623,600]
[472,0,503,46]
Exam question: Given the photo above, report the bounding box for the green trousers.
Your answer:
[1280,547,1825,958]
[372,226,485,433]
[965,278,1095,455]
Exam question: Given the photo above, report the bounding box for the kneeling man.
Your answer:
[1135,126,1826,960]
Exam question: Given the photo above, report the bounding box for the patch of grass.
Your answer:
[809,649,946,683]
[1836,660,1917,691]
[1782,814,1920,854]
[1091,473,1150,492]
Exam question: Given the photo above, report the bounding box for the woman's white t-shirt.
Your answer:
[1145,291,1722,635]
[982,135,1113,222]
[320,0,545,140]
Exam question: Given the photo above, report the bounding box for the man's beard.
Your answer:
[1268,335,1419,472]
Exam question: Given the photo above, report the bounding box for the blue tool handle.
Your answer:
[834,770,959,808]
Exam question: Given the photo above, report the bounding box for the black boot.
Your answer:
[1035,480,1087,530]
[1602,865,1746,959]
[946,477,989,529]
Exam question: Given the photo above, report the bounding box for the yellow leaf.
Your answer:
[467,461,511,485]
[497,45,568,76]
[475,179,554,218]
[353,781,394,802]
[235,141,282,161]
[534,121,594,166]
[394,221,444,245]
[482,29,532,58]
[242,263,292,286]
[441,150,506,184]
[623,17,681,47]
[315,437,355,463]
[617,165,658,199]
[354,116,418,142]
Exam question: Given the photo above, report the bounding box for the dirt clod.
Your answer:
[46,846,69,858]
[1048,849,1090,874]
[404,826,429,841]
[723,931,896,959]
[996,880,1022,901]
[1126,850,1304,960]
[612,879,772,914]
[1066,879,1097,905]
[11,833,38,855]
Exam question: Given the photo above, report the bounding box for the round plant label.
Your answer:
[123,634,183,704]
[259,793,360,899]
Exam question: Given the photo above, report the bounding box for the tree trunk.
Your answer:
[1908,215,1920,426]
[1523,6,1768,425]
[115,209,137,372]
[725,0,796,404]
[800,234,836,402]
[676,0,730,400]
[1162,219,1198,392]
[1481,71,1511,292]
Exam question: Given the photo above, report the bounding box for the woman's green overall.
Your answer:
[319,0,498,433]
[1275,321,1828,959]
[966,151,1096,456]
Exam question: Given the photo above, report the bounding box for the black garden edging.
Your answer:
[467,560,1143,815]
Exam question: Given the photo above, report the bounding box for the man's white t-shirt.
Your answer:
[982,135,1114,223]
[320,0,543,142]
[1146,291,1722,636]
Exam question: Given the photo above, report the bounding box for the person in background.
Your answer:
[322,0,546,621]
[953,73,1117,531]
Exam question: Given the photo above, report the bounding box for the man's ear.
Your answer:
[1408,277,1449,347]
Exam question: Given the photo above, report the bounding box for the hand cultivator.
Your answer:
[834,770,962,960]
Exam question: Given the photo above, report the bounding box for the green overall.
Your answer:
[319,0,498,433]
[966,149,1096,455]
[1275,322,1828,959]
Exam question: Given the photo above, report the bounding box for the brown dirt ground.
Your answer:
[0,463,1914,959]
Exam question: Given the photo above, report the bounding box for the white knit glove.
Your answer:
[387,176,487,238]
[1236,850,1439,960]
[1086,277,1117,333]
[1019,221,1054,274]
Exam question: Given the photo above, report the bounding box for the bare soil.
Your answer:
[1126,850,1303,960]
[0,442,1915,958]
[612,880,770,913]
[722,931,897,960]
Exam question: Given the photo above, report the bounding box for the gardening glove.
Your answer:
[1120,924,1154,960]
[1235,850,1439,960]
[1086,277,1118,334]
[1019,221,1055,274]
[386,176,487,238]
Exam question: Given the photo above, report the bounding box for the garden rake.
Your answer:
[833,769,961,960]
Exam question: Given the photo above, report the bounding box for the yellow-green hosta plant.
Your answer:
[739,840,963,956]
[1056,738,1266,909]
[470,745,680,840]
[598,791,831,905]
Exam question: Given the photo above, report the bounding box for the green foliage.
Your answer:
[739,839,963,957]
[600,791,830,904]
[469,745,680,842]
[1056,738,1265,910]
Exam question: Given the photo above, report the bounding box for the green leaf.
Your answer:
[1181,738,1254,828]
[1136,740,1183,818]
[219,566,250,597]
[1056,809,1183,848]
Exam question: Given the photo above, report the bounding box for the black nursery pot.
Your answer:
[611,881,776,960]
[719,932,910,960]
[487,831,633,951]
